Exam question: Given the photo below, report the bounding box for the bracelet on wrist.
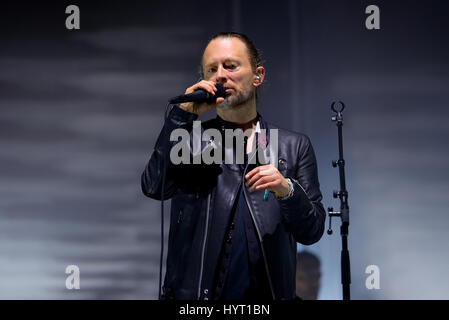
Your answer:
[276,178,294,200]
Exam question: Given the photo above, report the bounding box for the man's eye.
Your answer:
[208,68,216,73]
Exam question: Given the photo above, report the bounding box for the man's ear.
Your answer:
[253,66,265,87]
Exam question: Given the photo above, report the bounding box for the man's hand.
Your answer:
[179,80,225,116]
[245,164,290,198]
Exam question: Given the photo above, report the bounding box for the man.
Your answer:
[141,32,325,300]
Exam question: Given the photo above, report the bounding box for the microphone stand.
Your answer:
[327,101,351,300]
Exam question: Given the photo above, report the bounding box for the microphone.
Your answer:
[169,83,226,104]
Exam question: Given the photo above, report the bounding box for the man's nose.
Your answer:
[215,66,227,83]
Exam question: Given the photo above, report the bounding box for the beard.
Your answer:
[216,85,254,110]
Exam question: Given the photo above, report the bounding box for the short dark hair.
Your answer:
[199,32,264,102]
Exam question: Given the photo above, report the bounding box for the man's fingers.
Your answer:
[250,177,283,192]
[187,81,216,95]
[205,81,218,94]
[245,165,277,186]
[216,97,225,104]
[249,176,273,191]
[254,180,279,191]
[249,175,281,192]
[246,169,267,186]
[245,167,259,180]
[245,165,270,180]
[199,83,215,95]
[246,172,261,187]
[259,166,277,176]
[181,81,223,115]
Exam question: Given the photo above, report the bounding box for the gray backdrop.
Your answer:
[0,0,448,299]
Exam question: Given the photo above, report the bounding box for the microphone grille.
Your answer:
[215,83,226,99]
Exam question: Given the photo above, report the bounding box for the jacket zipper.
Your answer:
[242,180,276,300]
[197,192,211,299]
[242,145,276,300]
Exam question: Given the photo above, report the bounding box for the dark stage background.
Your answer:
[0,0,448,299]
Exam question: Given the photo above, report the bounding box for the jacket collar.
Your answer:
[211,113,275,171]
[215,113,259,130]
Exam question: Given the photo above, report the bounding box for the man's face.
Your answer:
[202,37,257,109]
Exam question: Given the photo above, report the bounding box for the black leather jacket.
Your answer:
[141,106,326,300]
